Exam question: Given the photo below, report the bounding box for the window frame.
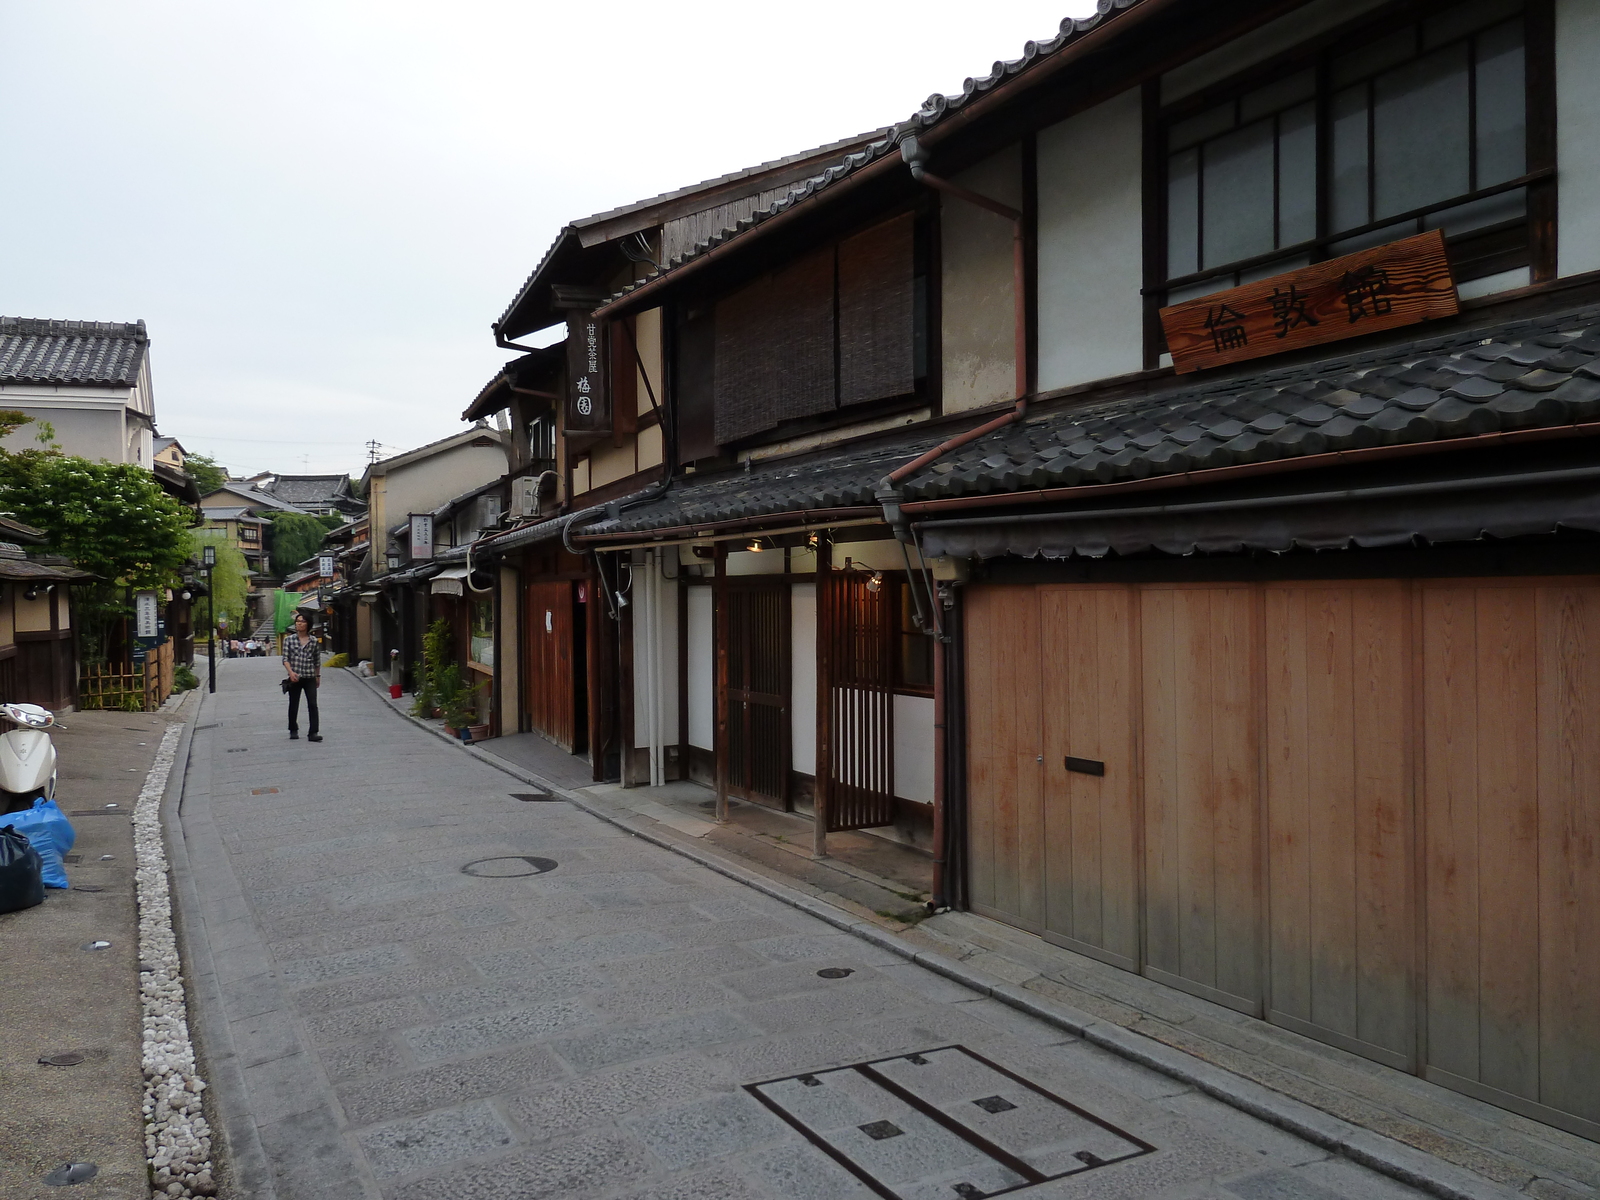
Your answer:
[1146,0,1555,362]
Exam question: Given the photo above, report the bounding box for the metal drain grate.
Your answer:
[510,792,557,802]
[226,748,248,753]
[745,1045,1153,1200]
[69,810,129,817]
[251,788,279,795]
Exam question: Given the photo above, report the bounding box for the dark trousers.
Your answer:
[287,678,319,735]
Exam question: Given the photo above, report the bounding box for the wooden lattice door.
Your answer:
[722,580,790,809]
[819,571,895,831]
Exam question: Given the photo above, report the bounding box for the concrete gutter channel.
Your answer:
[329,668,1557,1200]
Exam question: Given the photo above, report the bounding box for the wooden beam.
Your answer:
[814,531,832,859]
[714,543,729,823]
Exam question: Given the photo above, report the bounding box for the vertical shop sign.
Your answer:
[565,311,610,434]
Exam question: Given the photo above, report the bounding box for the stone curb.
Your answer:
[351,671,1519,1200]
[162,691,278,1200]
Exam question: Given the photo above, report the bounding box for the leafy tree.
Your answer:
[184,453,229,496]
[0,429,196,661]
[266,511,344,579]
[187,530,252,637]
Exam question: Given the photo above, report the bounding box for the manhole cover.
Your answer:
[745,1046,1154,1199]
[461,855,558,878]
[817,967,854,980]
[251,788,279,795]
[39,1053,84,1066]
[510,792,556,802]
[42,1162,98,1186]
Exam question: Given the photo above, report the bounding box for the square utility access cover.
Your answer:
[746,1045,1153,1200]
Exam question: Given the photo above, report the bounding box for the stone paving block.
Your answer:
[743,933,901,966]
[470,947,549,980]
[739,1141,883,1200]
[628,1092,796,1170]
[718,959,888,1003]
[608,1162,770,1200]
[587,977,738,1020]
[555,1009,760,1074]
[405,999,594,1064]
[705,1026,879,1083]
[1224,1167,1348,1200]
[340,1044,566,1127]
[870,960,986,1005]
[536,928,677,965]
[507,1052,732,1140]
[229,1007,304,1068]
[389,1131,654,1200]
[267,913,461,959]
[290,964,469,1014]
[216,969,289,1020]
[604,942,769,984]
[544,902,712,939]
[663,915,801,949]
[426,966,609,1015]
[278,942,412,985]
[256,1102,369,1200]
[356,1098,518,1178]
[319,1032,408,1084]
[240,1050,326,1125]
[452,903,516,928]
[301,994,433,1046]
[743,981,923,1036]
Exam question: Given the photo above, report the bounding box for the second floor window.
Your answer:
[239,526,258,543]
[1162,0,1536,307]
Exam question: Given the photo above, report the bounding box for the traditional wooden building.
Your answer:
[0,519,89,709]
[458,0,1599,1141]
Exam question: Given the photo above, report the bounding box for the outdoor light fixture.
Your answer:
[747,539,764,552]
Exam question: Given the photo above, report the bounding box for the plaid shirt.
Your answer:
[282,634,320,679]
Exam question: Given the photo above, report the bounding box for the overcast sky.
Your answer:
[2,2,1096,478]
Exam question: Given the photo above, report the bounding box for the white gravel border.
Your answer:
[133,722,216,1198]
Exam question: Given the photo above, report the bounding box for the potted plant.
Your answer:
[438,665,475,738]
[464,681,491,743]
[411,619,453,719]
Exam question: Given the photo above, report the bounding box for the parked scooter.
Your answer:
[0,703,60,816]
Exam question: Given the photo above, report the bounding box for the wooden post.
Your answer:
[714,543,729,823]
[813,531,832,859]
[677,573,689,782]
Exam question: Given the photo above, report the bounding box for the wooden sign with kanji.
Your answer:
[1159,230,1459,375]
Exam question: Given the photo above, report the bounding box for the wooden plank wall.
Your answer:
[1038,585,1139,969]
[1140,586,1261,1015]
[1265,583,1414,1067]
[1422,582,1600,1137]
[965,577,1600,1139]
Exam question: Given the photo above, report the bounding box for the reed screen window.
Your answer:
[1162,0,1539,306]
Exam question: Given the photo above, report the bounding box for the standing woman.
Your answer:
[282,611,322,742]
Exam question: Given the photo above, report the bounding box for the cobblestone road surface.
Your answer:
[174,660,1430,1200]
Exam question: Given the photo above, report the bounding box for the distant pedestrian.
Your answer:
[282,612,322,742]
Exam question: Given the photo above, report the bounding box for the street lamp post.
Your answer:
[202,545,216,694]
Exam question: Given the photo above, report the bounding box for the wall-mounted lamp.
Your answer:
[841,558,882,593]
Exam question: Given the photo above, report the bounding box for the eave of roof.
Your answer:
[0,316,150,387]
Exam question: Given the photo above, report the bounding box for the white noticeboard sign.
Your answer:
[409,513,434,561]
[318,553,335,578]
[135,591,159,639]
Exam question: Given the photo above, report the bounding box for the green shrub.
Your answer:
[323,652,348,670]
[173,663,199,692]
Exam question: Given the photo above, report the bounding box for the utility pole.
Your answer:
[202,544,216,694]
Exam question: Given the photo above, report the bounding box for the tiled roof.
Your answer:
[577,304,1600,538]
[262,474,352,505]
[898,306,1600,504]
[0,317,149,386]
[600,0,1148,311]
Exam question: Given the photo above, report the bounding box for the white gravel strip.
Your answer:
[133,722,216,1198]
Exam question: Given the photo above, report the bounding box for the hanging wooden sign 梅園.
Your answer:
[1159,230,1459,375]
[564,311,609,434]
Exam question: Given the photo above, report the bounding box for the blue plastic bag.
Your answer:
[7,798,75,889]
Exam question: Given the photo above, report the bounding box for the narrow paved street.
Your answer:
[173,660,1429,1200]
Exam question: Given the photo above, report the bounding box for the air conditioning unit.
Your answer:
[512,474,540,519]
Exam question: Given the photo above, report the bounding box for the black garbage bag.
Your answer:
[0,824,45,914]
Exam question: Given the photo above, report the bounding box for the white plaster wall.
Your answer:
[1037,88,1146,393]
[0,396,128,462]
[791,583,817,777]
[1558,0,1600,278]
[893,694,935,803]
[725,548,787,576]
[632,554,680,749]
[687,585,714,750]
[384,441,506,526]
[942,144,1023,414]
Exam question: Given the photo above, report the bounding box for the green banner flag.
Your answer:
[273,588,295,635]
